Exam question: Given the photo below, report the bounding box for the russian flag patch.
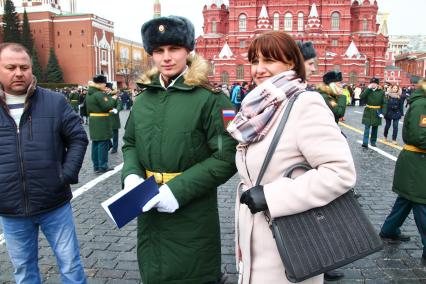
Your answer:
[222,109,236,127]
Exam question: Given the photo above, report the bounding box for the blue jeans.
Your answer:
[91,140,110,170]
[384,118,399,140]
[112,129,118,152]
[1,203,86,284]
[362,125,378,145]
[381,196,426,255]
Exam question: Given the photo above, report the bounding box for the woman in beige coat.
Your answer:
[227,32,356,283]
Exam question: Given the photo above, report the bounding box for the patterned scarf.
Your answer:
[227,70,305,144]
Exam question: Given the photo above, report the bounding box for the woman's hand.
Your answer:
[240,185,268,214]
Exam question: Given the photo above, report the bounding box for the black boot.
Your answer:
[324,270,344,281]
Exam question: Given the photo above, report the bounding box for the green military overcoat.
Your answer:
[69,91,80,112]
[319,89,347,123]
[86,83,115,141]
[360,87,387,126]
[393,87,426,203]
[122,55,237,284]
[110,91,123,130]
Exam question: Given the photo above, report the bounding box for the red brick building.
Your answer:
[0,0,115,85]
[395,52,426,81]
[196,0,388,86]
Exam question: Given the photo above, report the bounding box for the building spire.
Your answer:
[153,0,161,18]
[69,0,76,13]
[255,4,272,32]
[344,40,361,58]
[218,42,234,59]
[305,3,323,32]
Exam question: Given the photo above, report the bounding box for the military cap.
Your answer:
[296,41,317,61]
[370,77,380,84]
[141,15,195,55]
[323,71,343,85]
[93,74,107,84]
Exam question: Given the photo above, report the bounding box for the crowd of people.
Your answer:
[0,14,425,284]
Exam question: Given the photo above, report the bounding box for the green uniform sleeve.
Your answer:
[95,91,115,112]
[122,109,146,182]
[168,93,237,207]
[360,87,371,100]
[334,94,347,119]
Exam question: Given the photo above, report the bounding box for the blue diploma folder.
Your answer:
[101,176,159,228]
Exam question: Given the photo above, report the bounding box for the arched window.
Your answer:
[297,12,304,31]
[239,14,247,32]
[273,13,280,31]
[284,13,292,31]
[221,71,230,85]
[236,65,244,80]
[331,12,340,30]
[211,20,217,33]
[362,18,368,31]
[349,71,358,85]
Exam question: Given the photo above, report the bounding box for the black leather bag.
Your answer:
[256,93,383,283]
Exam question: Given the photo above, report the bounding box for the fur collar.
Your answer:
[138,54,211,87]
[88,81,106,91]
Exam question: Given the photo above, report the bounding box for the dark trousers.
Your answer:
[384,118,399,140]
[112,129,119,152]
[381,195,426,255]
[91,140,110,171]
[362,125,378,145]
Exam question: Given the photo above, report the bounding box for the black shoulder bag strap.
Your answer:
[255,90,303,186]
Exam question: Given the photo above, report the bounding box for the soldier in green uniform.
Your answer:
[69,89,80,113]
[105,82,122,154]
[380,79,426,258]
[360,77,387,148]
[86,74,116,173]
[318,71,346,124]
[122,16,237,284]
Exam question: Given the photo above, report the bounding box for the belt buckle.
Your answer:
[153,172,163,184]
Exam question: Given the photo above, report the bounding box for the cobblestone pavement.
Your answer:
[1,106,426,283]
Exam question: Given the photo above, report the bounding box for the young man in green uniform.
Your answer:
[69,89,80,113]
[318,71,347,124]
[85,74,116,173]
[122,15,237,284]
[380,80,426,258]
[105,82,122,154]
[360,77,387,148]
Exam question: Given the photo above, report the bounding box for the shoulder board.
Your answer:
[201,83,222,94]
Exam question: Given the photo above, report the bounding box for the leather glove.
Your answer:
[142,184,179,213]
[123,174,144,191]
[240,185,268,214]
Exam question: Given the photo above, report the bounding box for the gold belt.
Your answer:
[89,113,110,117]
[403,144,426,154]
[366,105,381,109]
[146,170,182,184]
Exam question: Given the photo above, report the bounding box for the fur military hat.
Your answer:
[141,15,195,55]
[105,82,113,89]
[323,71,343,85]
[370,77,380,84]
[93,74,107,84]
[296,41,317,61]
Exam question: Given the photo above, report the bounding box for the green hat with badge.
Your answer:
[141,15,195,55]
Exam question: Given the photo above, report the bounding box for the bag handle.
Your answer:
[255,91,303,186]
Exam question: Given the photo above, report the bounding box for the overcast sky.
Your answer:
[19,0,426,42]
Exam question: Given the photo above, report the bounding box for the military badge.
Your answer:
[420,115,426,127]
[222,109,236,128]
[159,25,165,32]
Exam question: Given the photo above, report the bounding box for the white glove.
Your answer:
[110,108,118,114]
[123,174,144,191]
[379,113,384,118]
[142,184,179,213]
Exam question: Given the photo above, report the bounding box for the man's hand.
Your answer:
[240,185,268,214]
[142,184,179,213]
[123,174,144,191]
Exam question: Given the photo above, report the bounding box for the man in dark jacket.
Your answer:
[0,43,88,283]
